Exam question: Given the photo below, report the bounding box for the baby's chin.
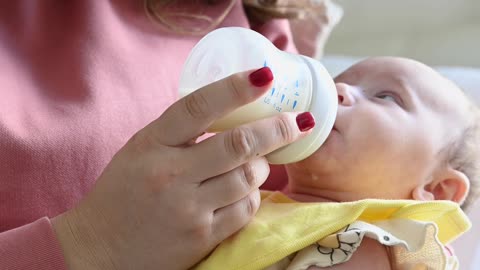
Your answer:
[286,146,340,174]
[297,127,345,167]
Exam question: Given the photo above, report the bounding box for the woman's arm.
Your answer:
[0,218,67,270]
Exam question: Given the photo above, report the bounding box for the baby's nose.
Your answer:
[335,83,355,106]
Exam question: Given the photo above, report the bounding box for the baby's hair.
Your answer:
[447,91,480,211]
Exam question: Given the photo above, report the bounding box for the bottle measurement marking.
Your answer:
[262,66,300,110]
[264,98,282,111]
[273,103,282,112]
[265,87,298,110]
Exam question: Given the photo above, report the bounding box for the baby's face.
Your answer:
[286,57,469,201]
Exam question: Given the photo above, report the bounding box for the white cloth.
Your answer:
[265,219,458,270]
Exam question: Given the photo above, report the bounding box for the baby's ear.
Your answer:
[412,168,470,204]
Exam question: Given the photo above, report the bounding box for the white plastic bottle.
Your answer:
[179,27,337,164]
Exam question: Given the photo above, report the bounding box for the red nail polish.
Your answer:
[296,112,315,132]
[249,67,273,87]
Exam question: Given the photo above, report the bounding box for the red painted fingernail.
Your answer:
[249,67,273,87]
[296,112,315,132]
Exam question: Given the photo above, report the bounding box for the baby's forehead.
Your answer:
[342,57,467,110]
[340,57,470,128]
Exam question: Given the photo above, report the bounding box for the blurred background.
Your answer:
[317,1,480,269]
[325,0,480,67]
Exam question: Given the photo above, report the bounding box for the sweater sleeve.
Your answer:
[0,217,67,270]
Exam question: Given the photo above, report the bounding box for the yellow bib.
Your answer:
[194,191,471,270]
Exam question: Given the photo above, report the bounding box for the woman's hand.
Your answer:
[52,67,314,270]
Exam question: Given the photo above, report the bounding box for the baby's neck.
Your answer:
[282,191,335,202]
[281,187,338,203]
[281,185,368,203]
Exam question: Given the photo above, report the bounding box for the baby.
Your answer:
[195,57,480,270]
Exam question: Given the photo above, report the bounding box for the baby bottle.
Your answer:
[179,27,337,164]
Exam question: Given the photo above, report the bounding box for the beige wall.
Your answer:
[324,0,480,67]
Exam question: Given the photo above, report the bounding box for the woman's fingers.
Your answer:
[199,157,270,209]
[146,67,273,146]
[211,189,262,244]
[186,112,312,181]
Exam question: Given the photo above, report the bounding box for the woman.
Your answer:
[0,0,336,269]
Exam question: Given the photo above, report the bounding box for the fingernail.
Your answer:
[249,67,273,87]
[296,112,315,132]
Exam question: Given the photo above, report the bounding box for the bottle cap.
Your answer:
[266,56,338,164]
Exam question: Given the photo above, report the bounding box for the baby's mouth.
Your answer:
[330,125,341,138]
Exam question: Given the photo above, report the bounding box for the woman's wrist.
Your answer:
[51,206,116,270]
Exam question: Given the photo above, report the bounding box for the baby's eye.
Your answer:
[375,92,399,104]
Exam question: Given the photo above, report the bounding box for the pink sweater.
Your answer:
[0,0,297,269]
